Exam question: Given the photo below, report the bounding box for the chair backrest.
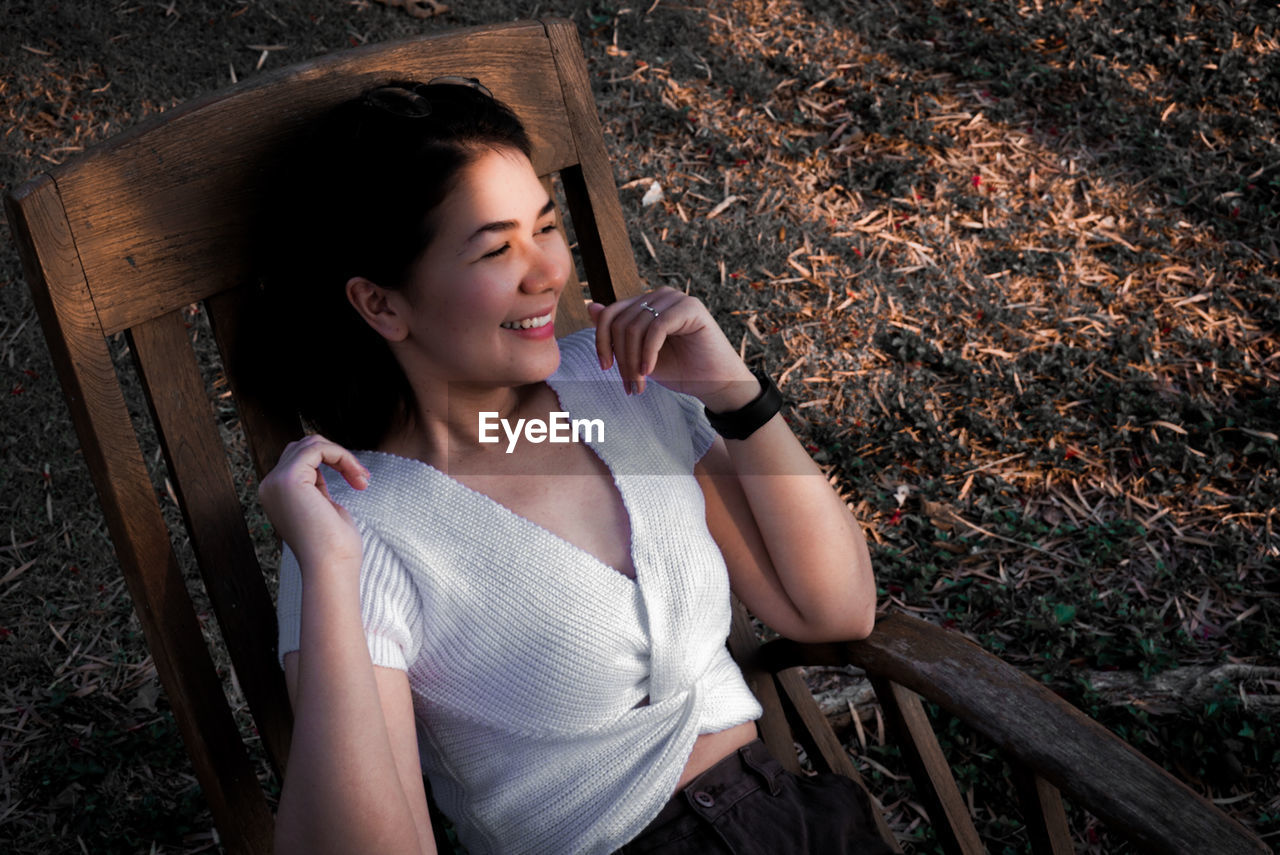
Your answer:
[4,20,647,854]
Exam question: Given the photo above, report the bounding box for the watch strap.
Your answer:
[704,368,783,441]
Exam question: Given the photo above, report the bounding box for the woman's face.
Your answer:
[386,147,572,391]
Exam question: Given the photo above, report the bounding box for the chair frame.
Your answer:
[6,19,1267,855]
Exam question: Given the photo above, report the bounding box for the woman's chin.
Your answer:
[530,347,562,382]
[505,343,561,386]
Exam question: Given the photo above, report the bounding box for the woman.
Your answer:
[256,79,887,855]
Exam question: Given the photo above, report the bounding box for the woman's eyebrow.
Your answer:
[465,198,556,243]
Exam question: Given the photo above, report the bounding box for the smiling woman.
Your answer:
[252,80,543,452]
[343,148,571,413]
[251,78,883,855]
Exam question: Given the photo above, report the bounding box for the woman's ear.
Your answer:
[346,276,408,342]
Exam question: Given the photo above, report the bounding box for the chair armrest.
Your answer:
[757,613,1267,854]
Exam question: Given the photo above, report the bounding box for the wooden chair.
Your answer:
[5,19,1267,855]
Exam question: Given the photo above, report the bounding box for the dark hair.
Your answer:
[248,80,532,449]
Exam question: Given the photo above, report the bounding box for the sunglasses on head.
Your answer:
[362,76,494,118]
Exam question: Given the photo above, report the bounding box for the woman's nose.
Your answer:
[519,242,567,294]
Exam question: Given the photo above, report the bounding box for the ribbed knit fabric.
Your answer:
[276,328,763,855]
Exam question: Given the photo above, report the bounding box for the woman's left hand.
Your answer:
[588,287,757,410]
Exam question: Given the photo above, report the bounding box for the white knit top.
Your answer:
[276,329,763,855]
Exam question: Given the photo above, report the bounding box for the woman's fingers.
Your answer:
[259,434,369,569]
[588,300,617,372]
[636,291,688,377]
[285,434,370,491]
[617,300,652,390]
[590,288,692,393]
[624,292,685,393]
[596,298,653,393]
[261,435,370,515]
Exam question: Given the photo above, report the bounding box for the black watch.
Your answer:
[704,368,783,441]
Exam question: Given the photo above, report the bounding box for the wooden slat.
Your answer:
[727,598,802,773]
[559,164,620,304]
[128,310,293,776]
[1013,765,1073,855]
[545,19,643,306]
[774,668,902,852]
[553,274,594,336]
[5,178,274,855]
[50,21,577,337]
[538,174,595,337]
[729,600,901,850]
[761,615,1269,854]
[776,667,857,776]
[872,678,984,855]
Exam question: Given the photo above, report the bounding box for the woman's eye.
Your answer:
[538,222,557,235]
[482,244,509,259]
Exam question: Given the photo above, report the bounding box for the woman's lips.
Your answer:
[500,310,555,338]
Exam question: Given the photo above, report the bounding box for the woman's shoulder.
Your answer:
[319,450,445,524]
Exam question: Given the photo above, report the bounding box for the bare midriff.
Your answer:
[674,720,760,791]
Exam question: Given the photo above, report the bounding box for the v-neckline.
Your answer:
[359,372,640,586]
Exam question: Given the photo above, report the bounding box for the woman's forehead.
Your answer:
[441,149,551,227]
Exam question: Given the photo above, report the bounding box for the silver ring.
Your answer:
[640,301,660,319]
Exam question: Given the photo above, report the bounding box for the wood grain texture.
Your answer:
[727,598,804,774]
[545,19,643,305]
[872,678,985,855]
[128,310,293,776]
[761,614,1269,854]
[776,666,859,777]
[5,179,274,854]
[50,22,575,337]
[539,173,596,337]
[1012,765,1073,855]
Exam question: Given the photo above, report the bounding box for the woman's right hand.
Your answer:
[258,434,370,572]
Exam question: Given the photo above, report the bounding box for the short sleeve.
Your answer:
[357,529,422,670]
[276,545,302,669]
[671,389,717,464]
[275,527,422,672]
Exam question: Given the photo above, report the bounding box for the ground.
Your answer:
[1,1,1277,853]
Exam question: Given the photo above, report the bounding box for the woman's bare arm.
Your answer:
[262,437,435,855]
[276,570,435,855]
[589,288,876,643]
[696,427,876,643]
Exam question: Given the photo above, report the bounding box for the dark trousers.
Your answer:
[614,740,895,854]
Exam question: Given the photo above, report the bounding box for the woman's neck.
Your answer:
[379,380,546,469]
